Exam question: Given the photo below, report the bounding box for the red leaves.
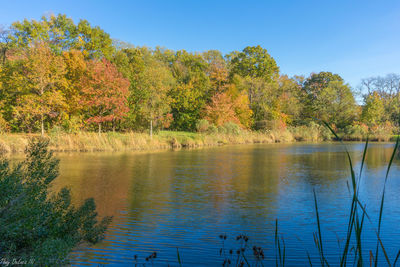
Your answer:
[79,58,130,125]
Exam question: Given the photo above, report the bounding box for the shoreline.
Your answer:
[0,130,395,154]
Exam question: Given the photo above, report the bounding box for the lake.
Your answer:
[51,142,400,266]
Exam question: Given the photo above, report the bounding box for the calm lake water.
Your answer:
[51,143,400,266]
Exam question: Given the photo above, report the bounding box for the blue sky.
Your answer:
[2,0,400,89]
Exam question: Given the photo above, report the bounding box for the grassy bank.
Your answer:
[0,130,279,154]
[0,125,396,154]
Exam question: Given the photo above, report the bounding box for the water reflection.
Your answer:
[49,143,400,266]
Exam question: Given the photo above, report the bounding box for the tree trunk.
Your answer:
[150,120,153,139]
[98,123,101,134]
[41,113,44,136]
[112,120,115,132]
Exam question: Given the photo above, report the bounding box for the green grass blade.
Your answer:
[385,136,399,183]
[241,252,251,267]
[374,136,399,267]
[393,249,400,266]
[307,251,313,267]
[377,235,392,267]
[177,247,182,266]
[374,190,385,267]
[275,219,279,267]
[282,237,286,267]
[358,137,369,187]
[313,189,325,266]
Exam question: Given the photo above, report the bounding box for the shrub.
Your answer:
[288,122,333,142]
[222,122,242,135]
[343,123,368,141]
[196,119,210,133]
[217,125,227,134]
[61,115,83,133]
[254,119,286,131]
[369,121,396,141]
[207,124,218,134]
[0,139,111,266]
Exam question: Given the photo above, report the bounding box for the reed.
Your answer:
[0,130,281,154]
[1,124,397,155]
[308,122,400,266]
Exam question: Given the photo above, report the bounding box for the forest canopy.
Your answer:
[0,14,399,135]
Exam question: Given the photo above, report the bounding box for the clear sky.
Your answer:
[2,0,400,89]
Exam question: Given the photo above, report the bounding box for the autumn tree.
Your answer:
[14,42,67,135]
[204,92,241,127]
[80,59,130,133]
[62,50,87,123]
[203,50,229,95]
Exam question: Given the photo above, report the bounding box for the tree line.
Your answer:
[0,14,399,135]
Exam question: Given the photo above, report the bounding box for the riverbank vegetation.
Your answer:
[0,14,399,145]
[0,124,397,154]
[0,139,111,266]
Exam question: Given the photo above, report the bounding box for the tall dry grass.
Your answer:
[0,130,279,154]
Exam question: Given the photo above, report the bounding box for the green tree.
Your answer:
[276,75,303,125]
[316,80,358,128]
[302,72,344,123]
[229,45,279,82]
[360,74,400,124]
[135,58,174,136]
[234,75,277,123]
[11,14,113,59]
[0,139,111,266]
[0,56,23,131]
[169,81,205,131]
[361,91,385,126]
[303,71,343,97]
[112,47,174,132]
[168,50,211,130]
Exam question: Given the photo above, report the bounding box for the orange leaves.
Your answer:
[79,59,130,125]
[204,92,242,127]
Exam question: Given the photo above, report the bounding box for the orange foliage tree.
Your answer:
[204,92,243,127]
[80,59,130,132]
